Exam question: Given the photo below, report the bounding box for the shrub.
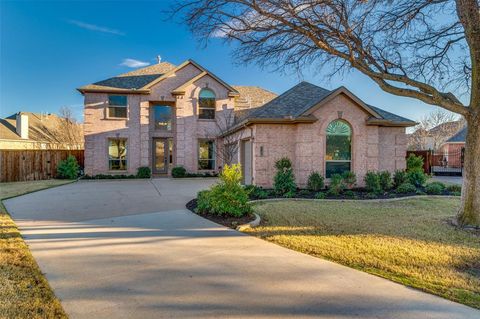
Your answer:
[342,171,357,189]
[425,182,445,195]
[172,166,187,178]
[364,171,381,194]
[298,189,311,196]
[197,164,251,217]
[378,171,393,191]
[307,172,324,192]
[245,185,268,199]
[273,158,297,195]
[416,190,426,195]
[327,174,345,196]
[275,157,292,170]
[446,184,462,193]
[344,190,355,198]
[283,190,296,198]
[315,192,326,199]
[196,190,212,213]
[136,166,151,178]
[451,191,461,196]
[396,182,416,194]
[407,170,427,188]
[393,170,408,187]
[407,154,424,172]
[365,192,378,199]
[57,155,79,179]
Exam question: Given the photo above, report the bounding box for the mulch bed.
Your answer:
[186,199,255,229]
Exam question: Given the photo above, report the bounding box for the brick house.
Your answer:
[436,126,467,169]
[79,59,415,186]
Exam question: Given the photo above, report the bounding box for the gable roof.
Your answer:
[226,81,416,135]
[78,59,239,96]
[78,62,176,93]
[446,126,467,143]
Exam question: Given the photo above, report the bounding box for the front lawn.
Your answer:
[246,197,480,309]
[1,179,71,319]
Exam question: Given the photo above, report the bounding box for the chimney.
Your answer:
[16,112,29,139]
[157,55,162,64]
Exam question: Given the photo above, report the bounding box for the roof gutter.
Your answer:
[77,88,151,95]
[220,116,317,137]
[366,118,417,127]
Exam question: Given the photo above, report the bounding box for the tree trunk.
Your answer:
[457,115,480,227]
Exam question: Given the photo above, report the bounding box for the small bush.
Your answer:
[451,191,461,196]
[307,172,324,192]
[283,191,296,198]
[416,190,426,195]
[245,185,268,199]
[396,182,416,194]
[273,158,297,195]
[407,154,424,172]
[378,171,393,191]
[364,171,381,194]
[342,171,357,189]
[344,190,355,198]
[315,192,326,199]
[446,184,462,193]
[197,164,251,217]
[365,192,378,199]
[275,157,292,170]
[298,189,311,196]
[425,182,445,195]
[328,174,345,196]
[136,166,151,178]
[407,170,427,188]
[57,155,79,179]
[172,166,187,178]
[393,170,408,187]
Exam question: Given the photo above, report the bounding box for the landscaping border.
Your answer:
[248,194,460,204]
[236,213,261,231]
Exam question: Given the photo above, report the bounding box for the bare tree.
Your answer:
[57,106,83,147]
[408,110,465,150]
[203,108,244,166]
[173,0,480,227]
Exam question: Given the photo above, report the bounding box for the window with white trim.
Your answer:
[325,120,352,178]
[108,95,127,118]
[108,138,127,170]
[198,89,216,119]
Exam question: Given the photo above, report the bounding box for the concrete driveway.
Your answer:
[4,179,479,319]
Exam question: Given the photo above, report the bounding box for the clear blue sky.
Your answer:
[1,0,457,125]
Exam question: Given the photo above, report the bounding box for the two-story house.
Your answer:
[79,59,416,187]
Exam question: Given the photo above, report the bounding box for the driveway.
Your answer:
[5,179,479,319]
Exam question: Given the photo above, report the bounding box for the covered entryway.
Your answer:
[241,139,252,184]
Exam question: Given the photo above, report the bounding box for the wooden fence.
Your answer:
[0,150,84,182]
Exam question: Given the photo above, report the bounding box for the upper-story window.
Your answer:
[108,95,127,118]
[198,89,216,120]
[325,119,352,178]
[153,105,172,130]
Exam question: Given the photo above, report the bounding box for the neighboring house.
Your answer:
[407,120,464,151]
[436,126,467,169]
[78,59,416,186]
[0,112,84,150]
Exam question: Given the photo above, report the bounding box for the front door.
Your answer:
[153,138,169,174]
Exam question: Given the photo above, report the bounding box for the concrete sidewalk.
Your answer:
[5,179,479,319]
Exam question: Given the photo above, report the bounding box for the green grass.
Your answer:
[1,179,72,319]
[247,198,480,309]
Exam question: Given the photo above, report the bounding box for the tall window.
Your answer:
[198,139,215,170]
[108,95,127,118]
[153,105,172,130]
[325,120,351,178]
[198,89,216,119]
[108,138,127,170]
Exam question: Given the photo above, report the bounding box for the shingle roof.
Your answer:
[233,86,278,109]
[232,81,415,128]
[446,126,467,143]
[0,112,83,144]
[79,62,176,91]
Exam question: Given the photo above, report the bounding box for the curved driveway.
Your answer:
[5,179,479,319]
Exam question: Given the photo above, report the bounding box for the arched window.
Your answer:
[325,120,352,178]
[198,88,216,119]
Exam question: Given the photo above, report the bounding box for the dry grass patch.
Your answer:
[247,198,480,309]
[1,179,71,319]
